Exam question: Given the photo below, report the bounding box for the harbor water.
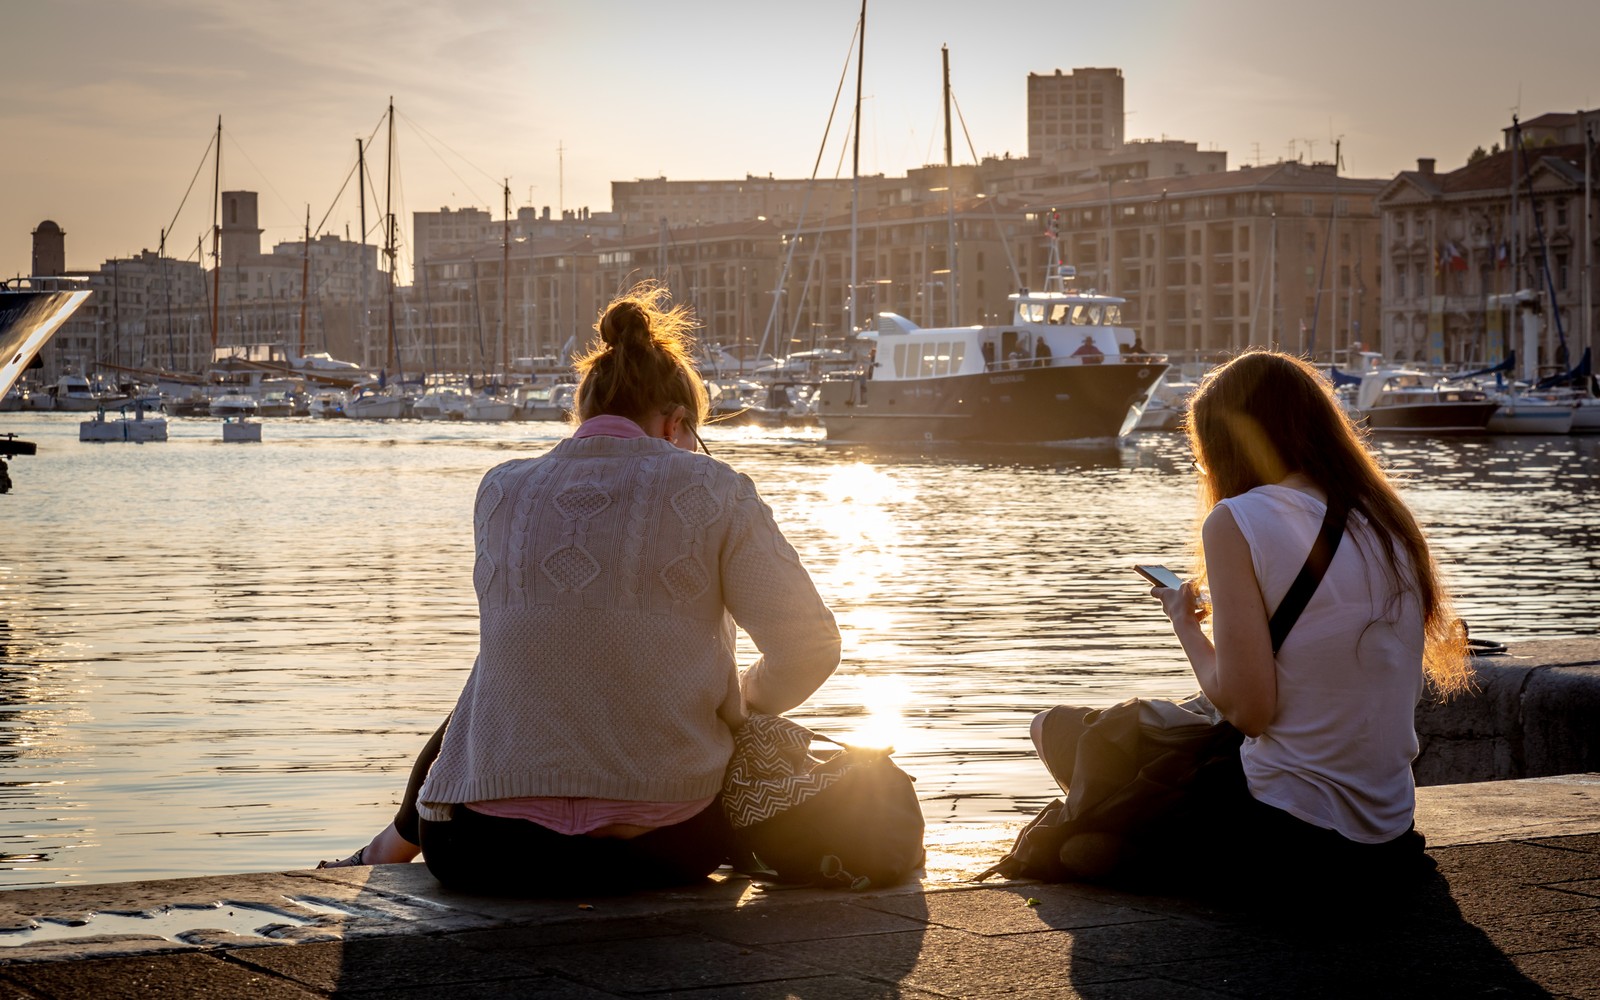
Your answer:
[1,412,1596,889]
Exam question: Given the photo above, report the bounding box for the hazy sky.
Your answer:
[4,0,1596,281]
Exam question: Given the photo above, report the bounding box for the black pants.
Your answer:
[420,798,731,896]
[391,715,731,895]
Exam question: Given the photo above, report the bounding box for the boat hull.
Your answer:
[817,360,1165,444]
[1487,404,1574,435]
[1,288,92,401]
[1360,402,1500,434]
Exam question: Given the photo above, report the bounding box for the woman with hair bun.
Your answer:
[1159,349,1469,878]
[320,284,840,894]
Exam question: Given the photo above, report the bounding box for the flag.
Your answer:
[1445,241,1469,272]
[1495,240,1509,270]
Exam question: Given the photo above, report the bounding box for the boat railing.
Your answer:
[983,352,1169,373]
[1,276,91,293]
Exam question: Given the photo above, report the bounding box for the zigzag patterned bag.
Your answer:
[722,714,925,889]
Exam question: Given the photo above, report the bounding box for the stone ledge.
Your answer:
[1415,636,1600,785]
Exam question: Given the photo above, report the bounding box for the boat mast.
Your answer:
[848,0,865,339]
[1586,123,1594,366]
[384,97,402,384]
[299,205,310,358]
[210,115,221,351]
[358,137,369,370]
[1330,139,1340,362]
[942,44,956,326]
[503,178,511,381]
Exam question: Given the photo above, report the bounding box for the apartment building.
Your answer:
[1026,161,1387,360]
[1378,138,1596,368]
[610,176,858,237]
[1027,67,1125,157]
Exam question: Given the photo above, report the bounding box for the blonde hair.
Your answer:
[573,283,709,431]
[1185,350,1471,697]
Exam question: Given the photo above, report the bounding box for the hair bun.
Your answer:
[599,300,651,350]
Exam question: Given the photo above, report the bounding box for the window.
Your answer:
[1302,198,1315,216]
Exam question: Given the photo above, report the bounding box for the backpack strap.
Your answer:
[1266,501,1348,653]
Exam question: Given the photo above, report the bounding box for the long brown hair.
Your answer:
[1185,350,1470,696]
[573,282,709,431]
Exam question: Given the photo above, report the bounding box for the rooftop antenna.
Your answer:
[1301,137,1319,162]
[557,141,565,215]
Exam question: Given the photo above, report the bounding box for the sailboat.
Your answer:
[815,31,1166,444]
[347,99,408,420]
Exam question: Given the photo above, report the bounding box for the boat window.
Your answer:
[1085,305,1103,325]
[893,344,909,378]
[950,342,966,370]
[1049,304,1070,325]
[1070,305,1089,325]
[1018,303,1045,323]
[1103,305,1121,325]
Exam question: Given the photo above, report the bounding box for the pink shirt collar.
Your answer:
[573,414,648,440]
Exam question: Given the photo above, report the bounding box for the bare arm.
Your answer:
[1154,506,1277,736]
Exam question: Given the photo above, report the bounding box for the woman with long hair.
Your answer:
[1162,349,1469,872]
[321,284,840,894]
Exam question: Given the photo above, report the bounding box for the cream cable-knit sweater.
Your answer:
[416,434,841,822]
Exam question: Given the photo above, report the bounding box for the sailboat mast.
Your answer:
[942,45,956,325]
[358,137,369,369]
[210,115,221,351]
[1330,139,1340,361]
[848,0,865,339]
[385,97,399,382]
[1586,124,1593,362]
[503,179,511,379]
[299,206,310,357]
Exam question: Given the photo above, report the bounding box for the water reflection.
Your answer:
[0,412,1595,886]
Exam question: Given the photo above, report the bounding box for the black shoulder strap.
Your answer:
[1267,502,1348,653]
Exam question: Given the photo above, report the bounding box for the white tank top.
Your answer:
[1217,485,1425,844]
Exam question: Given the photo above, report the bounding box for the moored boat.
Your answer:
[816,269,1166,444]
[1354,368,1499,434]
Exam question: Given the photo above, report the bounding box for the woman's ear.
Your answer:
[663,404,688,443]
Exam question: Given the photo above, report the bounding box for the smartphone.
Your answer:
[1133,564,1185,590]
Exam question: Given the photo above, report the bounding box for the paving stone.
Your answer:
[0,935,195,965]
[667,897,930,945]
[1481,908,1600,951]
[338,974,623,1000]
[860,882,1159,936]
[448,916,681,952]
[651,974,945,1000]
[0,952,320,999]
[1056,917,1277,966]
[771,926,1130,996]
[481,931,826,993]
[225,935,539,995]
[1509,948,1600,1000]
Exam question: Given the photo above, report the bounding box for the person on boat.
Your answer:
[1037,350,1471,888]
[1129,336,1147,355]
[1071,335,1103,364]
[319,284,841,894]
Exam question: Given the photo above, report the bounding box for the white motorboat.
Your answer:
[463,389,516,422]
[79,402,168,443]
[209,392,259,419]
[345,383,407,420]
[816,267,1167,444]
[1354,368,1499,434]
[517,381,576,421]
[308,389,347,418]
[47,372,127,412]
[412,385,468,420]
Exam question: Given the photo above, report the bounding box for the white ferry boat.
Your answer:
[816,266,1166,444]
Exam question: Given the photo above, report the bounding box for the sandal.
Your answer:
[315,845,367,869]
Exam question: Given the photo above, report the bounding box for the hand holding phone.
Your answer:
[1133,564,1184,590]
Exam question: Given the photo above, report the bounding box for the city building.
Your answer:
[1027,68,1125,157]
[1027,161,1387,360]
[1377,135,1596,368]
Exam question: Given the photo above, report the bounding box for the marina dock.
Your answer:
[0,639,1596,998]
